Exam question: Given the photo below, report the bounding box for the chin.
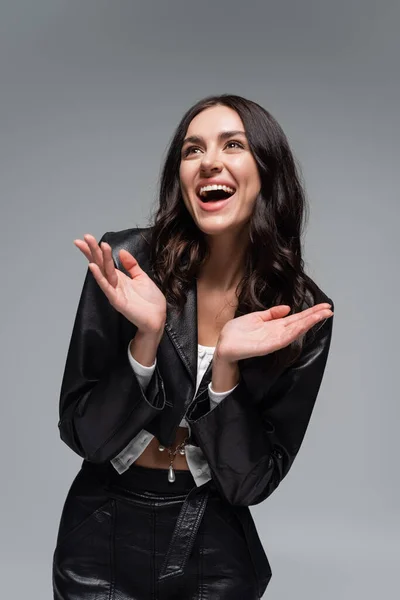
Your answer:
[194,220,236,237]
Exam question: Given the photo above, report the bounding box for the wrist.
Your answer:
[211,352,239,393]
[214,338,236,364]
[137,314,166,336]
[129,328,164,367]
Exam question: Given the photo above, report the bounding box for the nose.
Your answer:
[200,152,223,175]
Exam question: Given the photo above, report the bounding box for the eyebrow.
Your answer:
[182,130,247,146]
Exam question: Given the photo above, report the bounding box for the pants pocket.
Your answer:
[55,497,113,552]
[52,495,115,600]
[53,466,113,552]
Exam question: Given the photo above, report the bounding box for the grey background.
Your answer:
[0,1,398,598]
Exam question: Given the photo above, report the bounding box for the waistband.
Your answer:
[108,462,196,495]
[82,460,211,584]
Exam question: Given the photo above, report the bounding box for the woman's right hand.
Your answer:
[74,233,167,334]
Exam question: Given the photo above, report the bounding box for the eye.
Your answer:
[182,145,202,157]
[182,140,245,158]
[225,140,244,150]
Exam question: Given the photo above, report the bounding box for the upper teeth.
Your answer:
[199,184,235,196]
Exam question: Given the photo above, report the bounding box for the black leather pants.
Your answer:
[52,460,263,599]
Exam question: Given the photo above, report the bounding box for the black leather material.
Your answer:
[57,226,334,597]
[53,462,263,599]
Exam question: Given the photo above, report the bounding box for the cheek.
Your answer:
[230,156,260,184]
[246,163,261,195]
[235,164,261,197]
[179,169,193,212]
[179,164,194,196]
[249,174,261,197]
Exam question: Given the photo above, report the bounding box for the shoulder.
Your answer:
[101,226,154,269]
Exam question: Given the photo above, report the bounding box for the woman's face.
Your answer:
[179,105,261,237]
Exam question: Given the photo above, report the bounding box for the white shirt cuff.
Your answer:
[208,381,239,404]
[127,340,156,391]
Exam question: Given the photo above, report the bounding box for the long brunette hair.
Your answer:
[146,94,321,367]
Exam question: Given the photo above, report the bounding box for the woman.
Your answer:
[52,94,334,599]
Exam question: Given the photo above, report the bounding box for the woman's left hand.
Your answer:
[215,303,333,363]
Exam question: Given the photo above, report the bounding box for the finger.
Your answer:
[259,305,291,321]
[101,242,118,288]
[88,262,118,304]
[118,249,144,279]
[73,239,92,262]
[84,234,104,271]
[283,303,332,327]
[285,308,332,340]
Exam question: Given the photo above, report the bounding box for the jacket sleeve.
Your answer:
[57,232,166,463]
[186,301,334,506]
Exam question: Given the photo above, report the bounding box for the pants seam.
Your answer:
[108,499,116,600]
[199,521,204,600]
[151,501,157,600]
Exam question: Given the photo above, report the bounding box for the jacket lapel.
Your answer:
[121,228,213,403]
[164,279,214,400]
[165,279,198,388]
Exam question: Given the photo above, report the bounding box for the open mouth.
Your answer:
[196,184,236,203]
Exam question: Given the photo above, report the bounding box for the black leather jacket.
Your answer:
[58,226,334,507]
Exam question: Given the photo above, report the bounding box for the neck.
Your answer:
[198,228,249,292]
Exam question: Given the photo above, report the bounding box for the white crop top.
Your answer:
[110,342,239,487]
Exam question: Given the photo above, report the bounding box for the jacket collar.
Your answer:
[117,227,212,392]
[165,278,199,387]
[130,229,212,391]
